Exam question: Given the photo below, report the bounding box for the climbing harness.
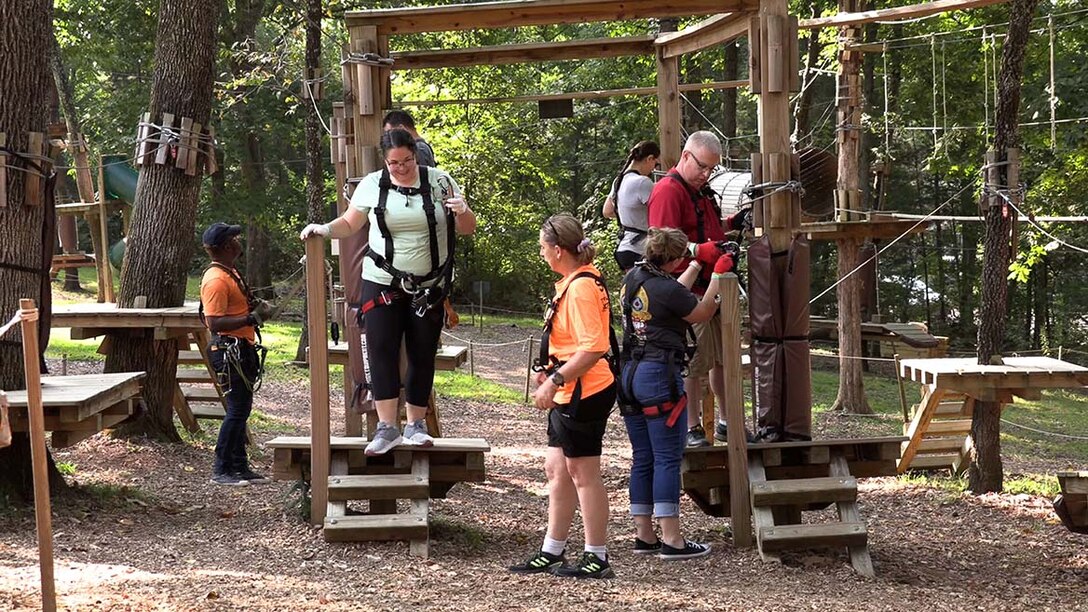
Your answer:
[198,262,267,392]
[362,165,456,317]
[611,169,648,245]
[616,263,697,427]
[532,271,620,413]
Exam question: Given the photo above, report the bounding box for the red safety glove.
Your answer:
[690,241,722,266]
[711,253,735,278]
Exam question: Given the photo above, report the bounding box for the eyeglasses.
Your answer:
[386,156,416,169]
[686,151,717,174]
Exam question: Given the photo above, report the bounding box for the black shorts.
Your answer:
[547,383,617,458]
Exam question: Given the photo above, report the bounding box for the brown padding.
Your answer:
[747,235,782,431]
[338,217,371,412]
[781,236,812,438]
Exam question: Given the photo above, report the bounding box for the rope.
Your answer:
[810,180,975,305]
[993,191,1088,254]
[302,80,333,136]
[441,330,532,348]
[0,312,23,339]
[1000,418,1088,441]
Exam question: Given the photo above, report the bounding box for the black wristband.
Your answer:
[246,313,258,327]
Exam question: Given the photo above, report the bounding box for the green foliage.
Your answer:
[55,461,78,476]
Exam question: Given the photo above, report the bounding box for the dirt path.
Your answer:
[1,331,1086,611]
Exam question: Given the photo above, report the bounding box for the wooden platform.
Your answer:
[810,317,948,358]
[55,199,127,217]
[267,436,489,556]
[1055,471,1087,534]
[5,372,144,448]
[897,357,1088,474]
[684,436,903,576]
[326,341,468,371]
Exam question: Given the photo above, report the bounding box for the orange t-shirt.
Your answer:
[200,265,255,343]
[547,264,615,404]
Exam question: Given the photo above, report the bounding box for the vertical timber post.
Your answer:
[19,300,56,612]
[720,275,752,548]
[306,238,331,525]
[656,48,681,168]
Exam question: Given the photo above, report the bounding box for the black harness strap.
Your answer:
[533,271,620,413]
[617,264,694,425]
[364,166,456,314]
[612,169,648,245]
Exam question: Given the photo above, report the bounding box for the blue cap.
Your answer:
[202,222,242,247]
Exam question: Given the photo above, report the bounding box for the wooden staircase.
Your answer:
[324,450,432,555]
[172,330,230,432]
[898,386,975,474]
[748,450,873,577]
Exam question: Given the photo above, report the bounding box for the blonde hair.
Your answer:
[642,227,689,267]
[542,213,596,265]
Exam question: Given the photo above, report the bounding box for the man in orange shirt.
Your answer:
[200,222,272,487]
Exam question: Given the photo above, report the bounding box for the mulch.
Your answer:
[1,324,1085,611]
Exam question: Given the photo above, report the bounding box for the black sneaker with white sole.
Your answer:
[210,473,250,487]
[508,550,565,574]
[633,537,662,555]
[659,540,711,561]
[552,552,614,579]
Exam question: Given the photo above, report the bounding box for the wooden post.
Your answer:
[96,160,115,302]
[25,132,43,207]
[525,337,535,403]
[19,299,57,612]
[719,275,752,548]
[894,353,910,422]
[758,0,795,254]
[469,341,475,377]
[305,239,331,525]
[655,48,681,168]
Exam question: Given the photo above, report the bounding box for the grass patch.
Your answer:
[56,461,78,476]
[247,408,296,434]
[999,389,1088,463]
[898,472,969,496]
[46,327,105,362]
[434,371,525,404]
[73,482,153,508]
[1003,474,1061,498]
[430,515,489,553]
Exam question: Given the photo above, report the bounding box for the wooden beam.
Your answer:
[346,0,755,35]
[656,13,751,58]
[656,48,681,168]
[396,80,749,107]
[391,36,655,70]
[720,273,752,548]
[799,0,1009,29]
[305,239,331,526]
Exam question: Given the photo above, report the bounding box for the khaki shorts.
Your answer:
[687,311,722,375]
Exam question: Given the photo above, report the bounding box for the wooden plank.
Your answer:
[758,522,867,553]
[182,386,221,402]
[905,454,958,470]
[172,384,199,433]
[746,454,781,563]
[898,386,945,473]
[323,513,428,542]
[830,452,875,577]
[656,13,750,58]
[397,80,750,107]
[175,117,193,171]
[327,474,430,500]
[1058,474,1088,495]
[346,0,749,34]
[26,132,44,206]
[266,435,490,453]
[190,405,226,420]
[750,476,857,507]
[800,0,1009,29]
[392,36,655,69]
[924,419,972,436]
[917,437,968,452]
[656,50,681,168]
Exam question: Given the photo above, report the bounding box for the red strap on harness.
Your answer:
[641,394,688,428]
[360,290,404,315]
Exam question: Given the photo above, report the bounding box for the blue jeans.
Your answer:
[209,339,259,475]
[622,359,686,518]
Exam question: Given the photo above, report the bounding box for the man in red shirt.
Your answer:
[647,131,749,448]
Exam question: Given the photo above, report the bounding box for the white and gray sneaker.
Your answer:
[403,419,434,448]
[364,422,404,456]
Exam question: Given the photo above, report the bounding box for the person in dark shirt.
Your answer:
[618,227,734,560]
[382,109,437,168]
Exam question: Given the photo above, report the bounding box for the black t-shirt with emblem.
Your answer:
[621,265,699,360]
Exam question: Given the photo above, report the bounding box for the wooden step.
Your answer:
[925,420,972,436]
[759,522,868,553]
[934,401,967,416]
[917,437,967,452]
[750,476,857,507]
[904,454,958,470]
[178,350,205,365]
[322,513,428,542]
[177,367,214,383]
[190,405,226,420]
[182,386,222,402]
[328,474,430,501]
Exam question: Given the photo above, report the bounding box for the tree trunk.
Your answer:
[104,0,221,442]
[831,0,871,414]
[296,0,325,363]
[0,0,67,501]
[970,0,1040,494]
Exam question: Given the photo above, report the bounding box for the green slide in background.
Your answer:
[102,154,137,269]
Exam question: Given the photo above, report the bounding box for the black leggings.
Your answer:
[360,280,444,406]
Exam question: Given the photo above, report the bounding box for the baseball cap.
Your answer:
[202,222,242,247]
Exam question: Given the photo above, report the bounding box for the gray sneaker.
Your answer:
[403,419,434,448]
[365,422,404,456]
[210,473,250,487]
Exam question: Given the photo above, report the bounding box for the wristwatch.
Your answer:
[550,371,566,387]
